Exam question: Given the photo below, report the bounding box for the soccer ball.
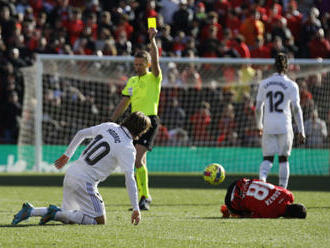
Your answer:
[203,163,225,185]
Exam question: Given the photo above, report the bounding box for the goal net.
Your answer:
[19,55,330,174]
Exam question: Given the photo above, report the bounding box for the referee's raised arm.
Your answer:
[148,28,161,77]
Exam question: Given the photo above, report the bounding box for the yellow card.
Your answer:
[148,17,157,29]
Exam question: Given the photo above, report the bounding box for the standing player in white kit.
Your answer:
[256,53,305,189]
[12,112,151,225]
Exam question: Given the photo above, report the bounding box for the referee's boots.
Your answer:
[139,196,150,211]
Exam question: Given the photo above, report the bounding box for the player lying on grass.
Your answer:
[220,178,307,218]
[12,112,151,225]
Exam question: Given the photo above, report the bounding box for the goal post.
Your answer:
[18,55,330,174]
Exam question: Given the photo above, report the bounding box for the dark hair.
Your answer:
[275,53,288,73]
[284,203,307,218]
[134,50,151,64]
[121,112,151,138]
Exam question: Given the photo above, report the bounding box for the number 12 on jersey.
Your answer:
[266,91,284,113]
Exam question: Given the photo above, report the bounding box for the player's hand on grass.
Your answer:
[55,154,69,169]
[221,205,230,218]
[131,209,141,225]
[148,28,157,40]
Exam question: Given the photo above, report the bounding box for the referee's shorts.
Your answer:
[134,115,160,151]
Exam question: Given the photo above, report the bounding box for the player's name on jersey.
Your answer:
[107,128,121,143]
[264,81,288,90]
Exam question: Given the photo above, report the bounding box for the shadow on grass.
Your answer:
[307,206,330,209]
[0,223,64,228]
[190,216,222,220]
[107,203,217,207]
[153,203,217,207]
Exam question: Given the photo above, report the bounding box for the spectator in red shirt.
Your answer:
[250,0,268,22]
[200,25,221,58]
[189,101,211,142]
[308,28,330,58]
[214,0,231,26]
[217,103,238,146]
[65,8,84,45]
[230,0,245,9]
[264,2,282,33]
[225,9,241,35]
[200,11,223,43]
[113,14,133,41]
[172,31,187,57]
[146,0,158,18]
[231,35,251,58]
[265,0,282,17]
[251,37,271,58]
[221,178,307,218]
[285,1,303,44]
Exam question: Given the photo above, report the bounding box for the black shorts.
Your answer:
[134,115,160,151]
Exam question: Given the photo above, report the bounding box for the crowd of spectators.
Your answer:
[0,0,329,147]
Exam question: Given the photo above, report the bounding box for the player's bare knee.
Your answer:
[135,155,146,168]
[263,156,274,163]
[135,161,143,168]
[279,156,288,163]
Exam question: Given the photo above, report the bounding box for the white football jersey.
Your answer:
[256,73,300,134]
[64,122,136,183]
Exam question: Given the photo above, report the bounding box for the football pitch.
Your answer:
[0,186,329,248]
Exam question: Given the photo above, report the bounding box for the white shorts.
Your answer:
[62,174,105,218]
[262,131,293,157]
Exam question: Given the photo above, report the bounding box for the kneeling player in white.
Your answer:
[256,53,305,189]
[12,112,151,225]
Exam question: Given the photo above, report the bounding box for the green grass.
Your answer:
[0,186,329,248]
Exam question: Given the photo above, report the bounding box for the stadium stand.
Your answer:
[0,0,329,147]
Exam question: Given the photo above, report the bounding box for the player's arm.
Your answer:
[221,204,252,218]
[110,96,130,122]
[120,150,141,225]
[149,28,161,77]
[255,100,264,135]
[255,84,264,135]
[55,127,96,169]
[291,86,306,144]
[124,171,141,225]
[224,180,252,218]
[292,101,305,144]
[224,181,244,216]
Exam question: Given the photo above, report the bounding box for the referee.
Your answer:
[111,28,162,210]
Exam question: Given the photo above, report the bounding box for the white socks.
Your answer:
[259,160,273,182]
[260,160,289,188]
[30,207,48,217]
[279,161,290,189]
[55,210,97,225]
[30,207,97,225]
